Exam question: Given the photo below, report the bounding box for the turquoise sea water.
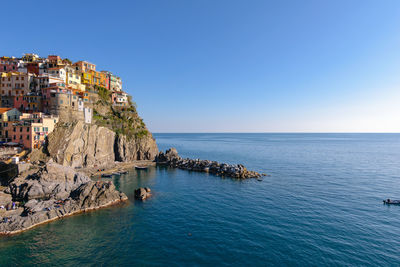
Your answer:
[1,133,400,266]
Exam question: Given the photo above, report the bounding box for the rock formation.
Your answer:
[39,120,158,168]
[29,91,158,168]
[0,161,127,235]
[134,187,151,200]
[156,148,265,179]
[46,121,116,168]
[114,134,158,162]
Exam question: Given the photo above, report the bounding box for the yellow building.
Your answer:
[65,66,85,91]
[81,72,92,86]
[89,70,101,87]
[22,53,39,62]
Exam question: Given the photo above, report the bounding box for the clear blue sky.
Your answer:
[1,0,400,132]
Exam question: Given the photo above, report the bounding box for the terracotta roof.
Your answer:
[0,108,12,114]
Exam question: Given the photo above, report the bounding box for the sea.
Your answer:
[1,133,400,266]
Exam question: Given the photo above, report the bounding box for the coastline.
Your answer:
[0,162,129,235]
[82,160,156,177]
[0,196,128,236]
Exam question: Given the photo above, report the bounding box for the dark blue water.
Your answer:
[1,133,400,266]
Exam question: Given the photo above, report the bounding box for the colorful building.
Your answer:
[99,71,110,89]
[89,70,101,87]
[13,94,42,113]
[21,53,40,62]
[2,113,58,149]
[47,55,63,68]
[0,53,125,133]
[111,92,128,106]
[25,62,41,75]
[81,72,92,86]
[102,71,122,91]
[48,67,66,82]
[0,72,35,97]
[65,65,85,91]
[0,108,22,143]
[0,57,18,72]
[73,61,96,73]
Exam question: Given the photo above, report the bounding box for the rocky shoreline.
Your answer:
[156,148,266,179]
[0,161,127,235]
[0,147,266,235]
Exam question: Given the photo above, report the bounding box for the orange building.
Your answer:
[47,55,63,68]
[73,61,96,73]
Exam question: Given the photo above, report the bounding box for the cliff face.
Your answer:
[45,120,158,168]
[33,88,158,168]
[114,134,158,161]
[47,121,116,167]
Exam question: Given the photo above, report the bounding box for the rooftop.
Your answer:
[0,108,12,114]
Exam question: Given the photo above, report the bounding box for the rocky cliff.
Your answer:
[46,121,116,168]
[43,120,158,168]
[0,162,127,235]
[32,90,158,168]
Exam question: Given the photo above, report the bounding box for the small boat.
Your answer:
[383,199,400,205]
[135,166,148,170]
[112,172,121,176]
[120,171,128,174]
[101,174,112,178]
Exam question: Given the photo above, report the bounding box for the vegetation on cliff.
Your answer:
[93,86,149,140]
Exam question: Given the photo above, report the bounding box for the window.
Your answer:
[26,127,29,132]
[20,135,22,140]
[3,123,7,127]
[13,135,16,140]
[20,127,22,132]
[13,127,16,132]
[27,135,29,140]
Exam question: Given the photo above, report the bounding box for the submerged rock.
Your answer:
[156,148,265,179]
[0,162,127,235]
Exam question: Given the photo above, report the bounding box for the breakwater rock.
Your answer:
[156,148,265,179]
[0,161,127,235]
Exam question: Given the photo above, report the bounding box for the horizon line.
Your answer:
[152,132,400,134]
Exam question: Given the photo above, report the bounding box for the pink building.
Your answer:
[13,94,42,113]
[0,57,18,72]
[3,113,59,149]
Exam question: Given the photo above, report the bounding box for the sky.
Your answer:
[1,0,400,132]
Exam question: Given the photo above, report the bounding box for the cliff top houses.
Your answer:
[0,53,129,152]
